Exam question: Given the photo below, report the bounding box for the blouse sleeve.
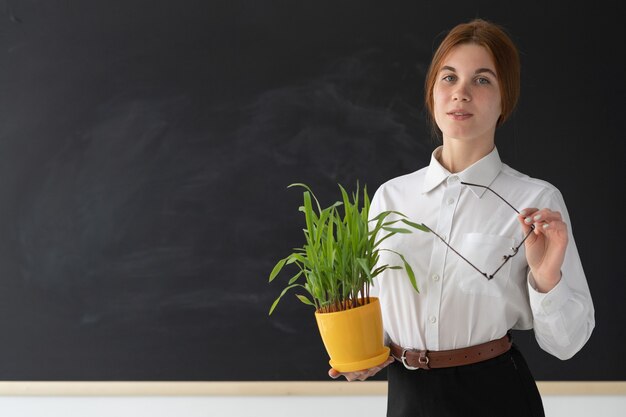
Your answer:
[527,188,595,360]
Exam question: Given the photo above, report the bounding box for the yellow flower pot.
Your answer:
[314,297,390,373]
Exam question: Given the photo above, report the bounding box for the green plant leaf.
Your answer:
[402,258,419,293]
[269,258,287,282]
[371,264,390,277]
[401,219,432,232]
[295,294,316,306]
[374,232,395,248]
[369,210,407,222]
[381,226,412,234]
[288,270,304,285]
[289,183,322,214]
[268,283,300,315]
[356,257,372,279]
[381,249,419,293]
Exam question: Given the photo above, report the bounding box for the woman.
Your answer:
[329,18,594,417]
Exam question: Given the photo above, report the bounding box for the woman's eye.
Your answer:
[442,75,456,82]
[476,77,490,85]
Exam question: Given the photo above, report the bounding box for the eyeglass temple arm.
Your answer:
[421,223,491,280]
[460,182,521,214]
[462,180,537,240]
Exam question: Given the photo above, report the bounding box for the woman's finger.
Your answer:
[537,219,569,241]
[519,208,565,236]
[328,356,395,381]
[528,209,562,224]
[328,368,341,379]
[518,207,539,235]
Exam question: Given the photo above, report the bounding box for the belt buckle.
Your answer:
[401,349,430,370]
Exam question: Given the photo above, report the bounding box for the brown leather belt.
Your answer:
[389,333,512,370]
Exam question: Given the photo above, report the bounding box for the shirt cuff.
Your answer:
[527,270,572,316]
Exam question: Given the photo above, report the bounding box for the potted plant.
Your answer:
[268,183,428,372]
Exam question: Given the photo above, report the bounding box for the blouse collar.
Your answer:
[422,145,503,198]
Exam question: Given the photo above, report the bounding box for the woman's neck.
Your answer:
[438,140,495,173]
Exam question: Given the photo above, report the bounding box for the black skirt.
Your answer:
[386,344,545,417]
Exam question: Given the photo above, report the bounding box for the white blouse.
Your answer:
[369,146,594,360]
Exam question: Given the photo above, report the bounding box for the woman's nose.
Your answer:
[452,85,471,102]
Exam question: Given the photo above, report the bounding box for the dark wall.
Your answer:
[0,0,623,381]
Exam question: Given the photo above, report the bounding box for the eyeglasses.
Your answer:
[421,182,534,280]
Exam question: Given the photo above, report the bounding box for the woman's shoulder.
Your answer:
[370,167,428,208]
[499,163,563,200]
[374,167,428,195]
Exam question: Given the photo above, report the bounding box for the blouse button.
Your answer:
[429,316,437,324]
[447,175,460,184]
[447,198,455,205]
[432,274,440,281]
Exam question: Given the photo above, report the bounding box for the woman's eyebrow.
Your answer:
[475,68,498,78]
[440,65,498,78]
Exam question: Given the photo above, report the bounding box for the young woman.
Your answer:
[329,18,594,417]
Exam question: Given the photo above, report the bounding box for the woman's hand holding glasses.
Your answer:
[517,207,569,293]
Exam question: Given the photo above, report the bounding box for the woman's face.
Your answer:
[433,43,502,146]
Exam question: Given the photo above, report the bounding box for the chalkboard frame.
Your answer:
[0,382,625,396]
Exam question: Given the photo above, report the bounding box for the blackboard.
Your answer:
[0,0,623,381]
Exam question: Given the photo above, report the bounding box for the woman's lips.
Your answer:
[447,111,473,121]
